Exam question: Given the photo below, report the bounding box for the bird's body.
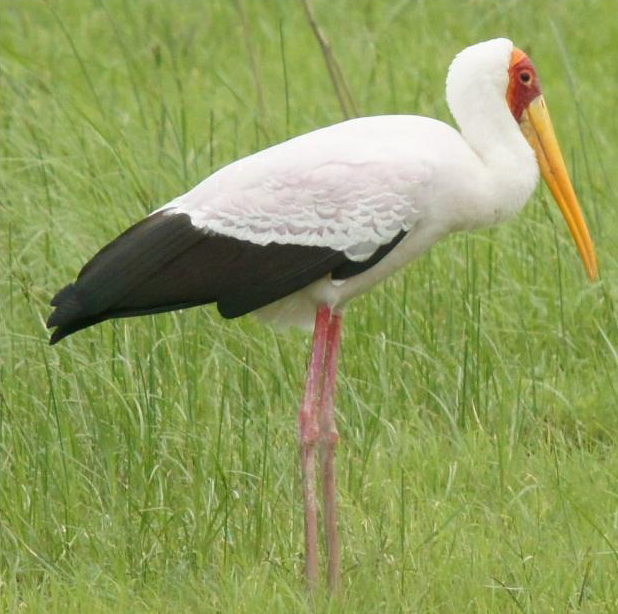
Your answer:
[156,112,537,329]
[47,38,597,591]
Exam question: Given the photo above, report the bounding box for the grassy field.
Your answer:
[2,0,618,612]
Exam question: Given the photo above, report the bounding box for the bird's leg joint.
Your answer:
[299,407,320,448]
[319,418,339,450]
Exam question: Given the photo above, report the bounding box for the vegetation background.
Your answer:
[2,0,617,612]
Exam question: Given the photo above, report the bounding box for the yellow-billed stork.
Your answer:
[47,38,597,591]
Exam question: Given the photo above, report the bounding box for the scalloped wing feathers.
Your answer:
[157,115,442,261]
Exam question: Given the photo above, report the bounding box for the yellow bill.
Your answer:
[519,95,597,280]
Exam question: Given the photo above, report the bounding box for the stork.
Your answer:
[47,38,597,591]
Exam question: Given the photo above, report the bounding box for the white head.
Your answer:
[446,38,516,156]
[446,39,513,118]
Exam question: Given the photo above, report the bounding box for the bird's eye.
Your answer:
[519,70,531,84]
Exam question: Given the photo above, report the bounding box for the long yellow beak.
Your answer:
[520,95,597,280]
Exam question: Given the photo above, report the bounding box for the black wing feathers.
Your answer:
[215,241,346,318]
[48,210,408,344]
[48,211,346,343]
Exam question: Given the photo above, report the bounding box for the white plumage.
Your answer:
[156,38,539,327]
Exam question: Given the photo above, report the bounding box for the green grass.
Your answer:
[2,0,618,612]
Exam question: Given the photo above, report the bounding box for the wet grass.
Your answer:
[2,0,617,612]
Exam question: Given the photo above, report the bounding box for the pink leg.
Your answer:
[319,311,343,591]
[298,304,331,591]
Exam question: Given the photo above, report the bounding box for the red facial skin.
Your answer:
[506,49,543,122]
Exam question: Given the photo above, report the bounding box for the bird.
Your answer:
[47,38,597,591]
